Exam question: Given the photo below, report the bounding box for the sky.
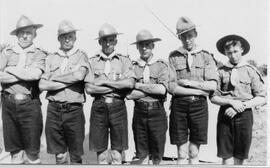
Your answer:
[0,0,269,65]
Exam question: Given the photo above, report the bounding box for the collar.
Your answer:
[13,43,36,54]
[176,45,203,56]
[224,60,249,69]
[136,54,158,67]
[97,50,119,61]
[56,46,79,57]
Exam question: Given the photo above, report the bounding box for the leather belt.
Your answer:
[2,91,32,101]
[49,101,82,109]
[94,96,124,104]
[173,95,206,101]
[135,100,163,109]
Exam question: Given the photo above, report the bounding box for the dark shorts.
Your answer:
[89,97,128,152]
[45,101,85,162]
[217,106,253,159]
[1,92,43,157]
[169,96,208,146]
[132,100,167,161]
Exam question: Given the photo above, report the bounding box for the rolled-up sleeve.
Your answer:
[84,59,95,83]
[168,57,178,95]
[29,50,46,72]
[122,57,136,79]
[158,62,169,90]
[209,70,222,98]
[204,54,218,82]
[250,68,265,97]
[40,54,52,80]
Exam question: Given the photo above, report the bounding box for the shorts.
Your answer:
[89,97,128,152]
[169,96,208,146]
[217,106,253,159]
[1,93,43,157]
[45,101,85,162]
[132,100,167,161]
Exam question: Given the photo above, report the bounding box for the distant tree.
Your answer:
[247,60,258,68]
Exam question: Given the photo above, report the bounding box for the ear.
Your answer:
[98,39,102,46]
[152,43,155,49]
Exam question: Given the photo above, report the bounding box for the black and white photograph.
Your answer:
[0,0,268,166]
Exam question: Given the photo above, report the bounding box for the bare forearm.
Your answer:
[104,78,135,89]
[6,67,42,81]
[52,68,87,84]
[126,89,147,100]
[135,83,166,95]
[0,72,19,83]
[180,80,217,92]
[243,96,266,109]
[85,83,113,95]
[172,85,209,96]
[39,79,71,91]
[210,96,232,106]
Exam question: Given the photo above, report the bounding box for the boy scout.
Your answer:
[85,23,135,164]
[127,29,168,165]
[0,15,45,164]
[210,34,265,165]
[168,16,218,164]
[39,20,89,164]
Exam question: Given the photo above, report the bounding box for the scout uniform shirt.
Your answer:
[132,56,169,102]
[0,43,46,96]
[168,46,218,93]
[42,47,89,103]
[87,50,136,98]
[212,61,265,101]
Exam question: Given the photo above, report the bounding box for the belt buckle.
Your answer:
[14,94,26,100]
[190,96,195,101]
[105,97,113,104]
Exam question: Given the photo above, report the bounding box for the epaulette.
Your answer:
[156,59,168,67]
[115,53,129,58]
[36,47,50,55]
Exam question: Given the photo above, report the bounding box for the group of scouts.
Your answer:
[0,15,265,165]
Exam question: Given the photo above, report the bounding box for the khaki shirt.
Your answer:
[168,47,218,93]
[86,52,136,98]
[0,44,46,95]
[212,63,265,101]
[133,58,169,102]
[42,48,90,103]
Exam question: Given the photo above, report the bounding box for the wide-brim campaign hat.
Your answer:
[131,29,161,45]
[58,20,78,36]
[10,15,43,35]
[176,16,196,35]
[95,23,122,40]
[216,34,250,56]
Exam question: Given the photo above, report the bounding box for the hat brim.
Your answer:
[95,33,123,40]
[130,38,161,45]
[10,24,43,35]
[216,34,250,56]
[58,29,78,36]
[176,26,196,35]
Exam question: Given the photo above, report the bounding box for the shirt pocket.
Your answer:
[174,62,188,79]
[150,71,159,84]
[238,77,252,94]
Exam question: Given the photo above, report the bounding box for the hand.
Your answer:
[229,99,246,113]
[134,82,143,90]
[177,79,191,87]
[224,107,237,119]
[94,79,107,86]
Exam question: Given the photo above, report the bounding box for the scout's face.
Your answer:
[16,26,36,49]
[224,44,244,65]
[58,32,76,52]
[99,35,117,56]
[137,41,154,62]
[179,29,197,51]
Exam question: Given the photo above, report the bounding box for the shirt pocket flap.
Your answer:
[175,62,187,70]
[239,77,251,84]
